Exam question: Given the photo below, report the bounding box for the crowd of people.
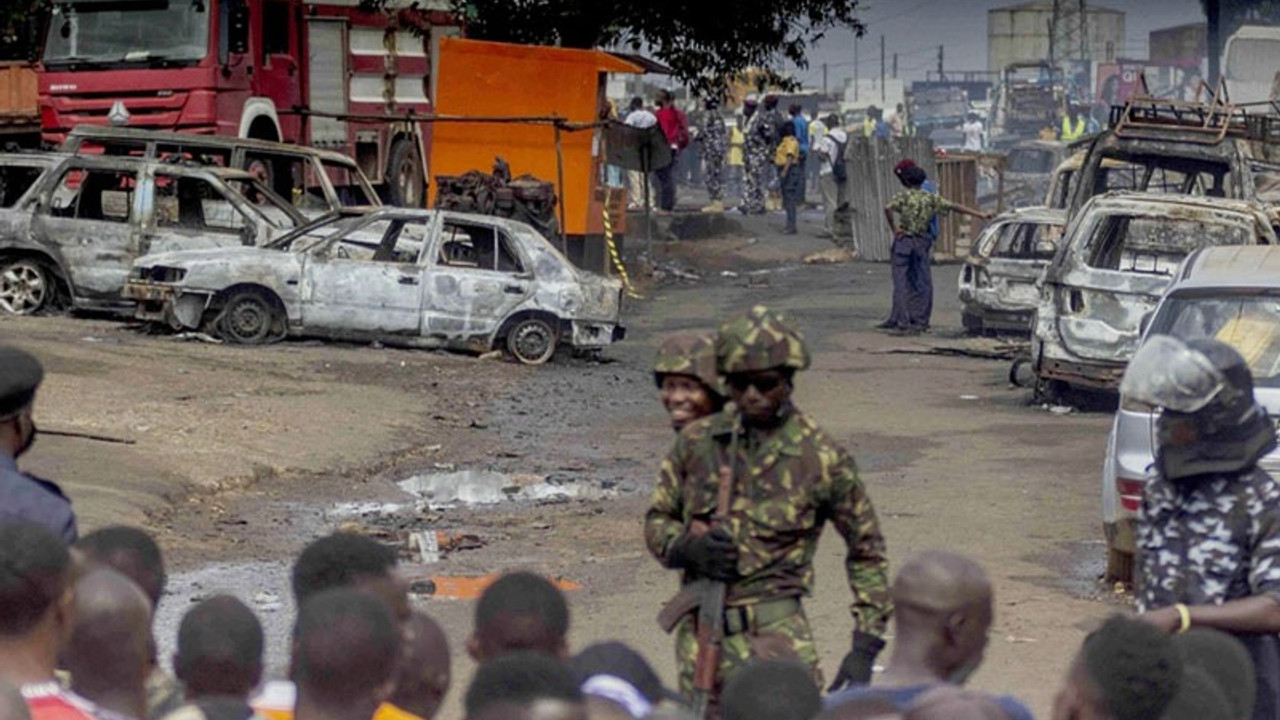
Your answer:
[4,265,1280,720]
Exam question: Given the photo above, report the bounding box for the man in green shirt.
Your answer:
[882,166,988,335]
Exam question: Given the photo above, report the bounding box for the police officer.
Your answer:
[739,95,767,215]
[645,306,891,708]
[699,100,729,215]
[0,346,77,542]
[654,333,727,432]
[1121,336,1280,720]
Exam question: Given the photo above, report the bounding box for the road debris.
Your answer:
[803,247,855,265]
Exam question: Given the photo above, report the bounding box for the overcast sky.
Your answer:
[790,0,1205,90]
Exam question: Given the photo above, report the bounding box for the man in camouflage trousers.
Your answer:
[699,99,728,214]
[645,305,892,714]
[739,96,771,215]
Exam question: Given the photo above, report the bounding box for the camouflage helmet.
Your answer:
[653,333,725,398]
[715,305,811,374]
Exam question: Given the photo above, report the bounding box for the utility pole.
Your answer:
[893,53,898,79]
[937,45,944,81]
[1206,0,1221,89]
[880,34,886,103]
[854,36,860,102]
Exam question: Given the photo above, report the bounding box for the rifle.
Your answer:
[656,427,739,720]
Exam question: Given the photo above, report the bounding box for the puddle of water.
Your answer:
[397,470,618,509]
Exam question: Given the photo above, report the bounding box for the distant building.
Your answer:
[988,2,1125,72]
[1149,23,1206,65]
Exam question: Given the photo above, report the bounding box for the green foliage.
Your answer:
[0,0,46,62]
[367,0,863,96]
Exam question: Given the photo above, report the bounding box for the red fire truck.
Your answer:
[38,0,459,205]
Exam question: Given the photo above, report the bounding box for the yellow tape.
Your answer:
[604,188,642,299]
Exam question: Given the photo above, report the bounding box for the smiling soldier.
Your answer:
[645,305,892,717]
[653,334,728,432]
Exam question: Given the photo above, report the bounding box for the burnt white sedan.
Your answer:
[124,208,625,364]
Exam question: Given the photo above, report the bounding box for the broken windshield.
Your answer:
[43,0,209,67]
[1155,291,1280,388]
[1086,213,1254,275]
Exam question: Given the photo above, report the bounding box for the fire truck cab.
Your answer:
[38,0,459,206]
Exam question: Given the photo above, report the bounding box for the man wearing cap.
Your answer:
[645,305,892,713]
[0,346,76,543]
[653,334,727,432]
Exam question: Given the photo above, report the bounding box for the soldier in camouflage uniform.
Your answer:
[654,333,727,431]
[1121,336,1280,720]
[645,305,892,712]
[699,100,729,214]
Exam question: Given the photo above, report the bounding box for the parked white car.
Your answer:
[123,207,625,364]
[1102,245,1280,581]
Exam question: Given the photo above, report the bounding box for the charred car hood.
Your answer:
[133,246,288,270]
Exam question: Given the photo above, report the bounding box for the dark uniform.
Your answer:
[0,346,77,543]
[700,112,728,206]
[645,306,891,706]
[741,99,770,215]
[1124,336,1280,720]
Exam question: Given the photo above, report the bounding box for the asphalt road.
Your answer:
[1,210,1122,718]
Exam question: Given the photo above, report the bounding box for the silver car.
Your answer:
[123,207,625,364]
[959,206,1064,334]
[1032,192,1278,392]
[1102,245,1280,582]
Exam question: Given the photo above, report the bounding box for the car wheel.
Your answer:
[506,317,558,365]
[218,291,280,345]
[0,259,53,316]
[1104,546,1134,586]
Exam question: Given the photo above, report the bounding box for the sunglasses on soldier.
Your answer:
[725,372,787,393]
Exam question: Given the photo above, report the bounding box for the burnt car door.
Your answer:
[1051,209,1257,364]
[298,215,426,336]
[140,171,266,256]
[420,215,535,343]
[29,162,142,302]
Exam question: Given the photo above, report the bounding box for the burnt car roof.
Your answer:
[997,206,1067,224]
[1084,191,1272,217]
[63,126,365,166]
[0,152,71,166]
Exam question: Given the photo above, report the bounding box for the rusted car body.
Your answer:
[1044,150,1140,210]
[1066,96,1280,218]
[59,126,380,216]
[1001,141,1067,209]
[959,206,1065,334]
[123,208,625,364]
[1031,192,1278,391]
[0,153,303,315]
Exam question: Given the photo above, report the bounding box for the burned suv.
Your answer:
[1031,192,1277,392]
[0,153,304,315]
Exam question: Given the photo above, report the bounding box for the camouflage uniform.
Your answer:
[645,306,891,703]
[701,114,728,203]
[741,112,774,214]
[1137,466,1280,720]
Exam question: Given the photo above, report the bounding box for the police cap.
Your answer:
[0,346,43,419]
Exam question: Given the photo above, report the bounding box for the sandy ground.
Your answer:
[0,205,1125,719]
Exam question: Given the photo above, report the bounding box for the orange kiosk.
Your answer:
[430,38,646,272]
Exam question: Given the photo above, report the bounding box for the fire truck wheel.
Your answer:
[387,139,424,207]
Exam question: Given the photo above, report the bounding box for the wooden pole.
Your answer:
[554,123,568,256]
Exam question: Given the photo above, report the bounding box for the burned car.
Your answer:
[0,153,304,315]
[1001,141,1067,209]
[1067,95,1280,218]
[959,206,1065,334]
[1031,192,1278,392]
[60,126,380,216]
[124,208,625,364]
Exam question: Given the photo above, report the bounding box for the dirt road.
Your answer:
[0,214,1121,718]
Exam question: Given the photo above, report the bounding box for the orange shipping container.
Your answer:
[430,38,644,271]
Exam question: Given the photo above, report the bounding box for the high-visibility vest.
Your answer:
[1061,116,1085,142]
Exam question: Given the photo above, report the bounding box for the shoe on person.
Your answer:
[701,201,725,213]
[874,320,898,330]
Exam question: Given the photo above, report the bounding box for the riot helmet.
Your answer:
[1120,335,1276,481]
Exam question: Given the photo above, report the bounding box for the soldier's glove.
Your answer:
[668,527,739,581]
[828,631,885,692]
